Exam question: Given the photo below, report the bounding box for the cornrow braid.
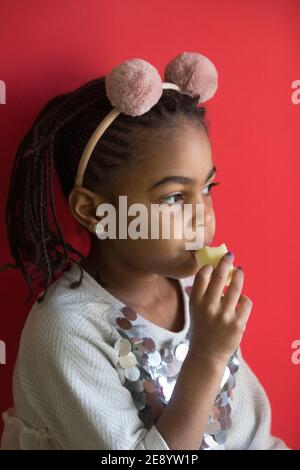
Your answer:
[1,76,208,304]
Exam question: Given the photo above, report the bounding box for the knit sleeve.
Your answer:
[226,347,290,450]
[14,302,170,450]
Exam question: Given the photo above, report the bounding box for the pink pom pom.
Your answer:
[105,58,163,116]
[164,52,218,104]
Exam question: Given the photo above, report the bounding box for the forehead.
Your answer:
[114,121,213,197]
[136,123,212,179]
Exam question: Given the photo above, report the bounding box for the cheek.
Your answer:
[204,198,215,223]
[133,239,183,264]
[146,205,185,240]
[126,241,175,271]
[212,214,216,234]
[208,208,216,236]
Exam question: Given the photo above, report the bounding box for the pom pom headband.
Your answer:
[74,51,218,187]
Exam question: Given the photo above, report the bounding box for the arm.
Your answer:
[14,305,170,450]
[156,352,227,450]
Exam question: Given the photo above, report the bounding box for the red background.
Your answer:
[0,0,299,449]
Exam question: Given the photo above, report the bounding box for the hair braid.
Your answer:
[2,76,208,304]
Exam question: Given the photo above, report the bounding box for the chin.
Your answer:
[165,253,200,279]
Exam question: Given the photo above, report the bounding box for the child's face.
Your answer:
[70,120,216,280]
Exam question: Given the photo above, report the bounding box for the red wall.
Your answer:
[0,0,299,449]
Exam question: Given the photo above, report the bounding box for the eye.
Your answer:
[160,192,184,206]
[202,181,220,196]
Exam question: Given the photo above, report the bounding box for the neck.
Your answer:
[81,238,173,312]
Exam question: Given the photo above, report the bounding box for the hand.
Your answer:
[188,252,253,363]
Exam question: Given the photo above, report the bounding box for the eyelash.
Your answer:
[160,182,220,205]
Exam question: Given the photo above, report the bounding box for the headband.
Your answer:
[74,51,218,188]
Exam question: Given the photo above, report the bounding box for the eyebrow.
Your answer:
[147,165,217,192]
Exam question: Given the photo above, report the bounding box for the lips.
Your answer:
[186,240,212,258]
[186,240,212,252]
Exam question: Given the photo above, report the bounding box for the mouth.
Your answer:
[186,241,212,259]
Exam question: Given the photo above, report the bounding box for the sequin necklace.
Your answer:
[113,286,240,450]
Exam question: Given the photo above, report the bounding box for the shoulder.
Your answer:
[17,263,121,368]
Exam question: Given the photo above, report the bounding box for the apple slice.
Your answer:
[195,243,235,286]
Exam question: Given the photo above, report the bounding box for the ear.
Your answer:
[68,187,105,233]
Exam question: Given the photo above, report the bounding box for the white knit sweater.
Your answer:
[1,261,289,450]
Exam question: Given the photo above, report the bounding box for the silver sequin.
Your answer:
[119,352,137,369]
[121,306,138,321]
[148,351,162,367]
[220,366,231,389]
[174,342,189,362]
[204,434,219,448]
[123,366,140,381]
[114,338,131,356]
[113,298,240,451]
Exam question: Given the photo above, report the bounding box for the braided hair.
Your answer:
[1,76,209,304]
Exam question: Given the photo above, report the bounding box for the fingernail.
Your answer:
[236,265,243,271]
[226,251,234,258]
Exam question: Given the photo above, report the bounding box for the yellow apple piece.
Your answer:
[195,243,235,286]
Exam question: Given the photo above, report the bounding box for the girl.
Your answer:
[0,52,289,450]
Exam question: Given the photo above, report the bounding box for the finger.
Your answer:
[220,267,244,313]
[235,294,253,325]
[190,264,214,301]
[204,252,234,307]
